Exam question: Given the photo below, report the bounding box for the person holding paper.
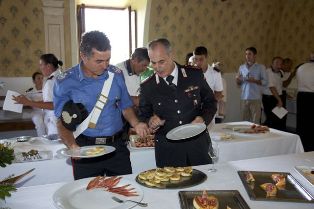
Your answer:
[25,72,46,136]
[262,56,286,130]
[53,31,150,180]
[13,54,62,136]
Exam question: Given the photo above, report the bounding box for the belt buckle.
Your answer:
[95,137,107,145]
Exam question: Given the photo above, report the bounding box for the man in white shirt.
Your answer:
[296,53,314,151]
[193,46,223,129]
[262,56,285,130]
[116,48,150,108]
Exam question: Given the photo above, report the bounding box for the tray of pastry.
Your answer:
[179,190,250,209]
[129,134,155,149]
[238,171,314,203]
[136,167,206,189]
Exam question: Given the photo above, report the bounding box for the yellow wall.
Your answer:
[148,0,314,71]
[1,0,313,76]
[0,0,45,76]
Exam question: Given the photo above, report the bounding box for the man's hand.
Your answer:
[277,99,283,108]
[148,115,165,133]
[134,122,150,138]
[191,116,204,124]
[236,75,243,85]
[12,95,31,106]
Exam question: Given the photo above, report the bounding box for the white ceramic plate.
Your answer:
[53,177,144,209]
[295,166,314,185]
[166,123,206,140]
[57,145,115,158]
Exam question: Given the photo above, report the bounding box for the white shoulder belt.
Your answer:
[73,72,114,138]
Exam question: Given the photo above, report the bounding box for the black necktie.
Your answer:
[166,75,174,85]
[166,75,176,90]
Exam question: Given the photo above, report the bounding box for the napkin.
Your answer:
[3,90,23,113]
[272,106,288,119]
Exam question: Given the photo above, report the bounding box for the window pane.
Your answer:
[85,8,130,64]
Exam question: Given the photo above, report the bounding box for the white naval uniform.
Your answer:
[25,87,46,136]
[203,64,223,129]
[263,68,283,96]
[116,60,141,96]
[42,71,58,135]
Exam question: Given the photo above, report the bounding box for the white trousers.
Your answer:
[31,110,46,137]
[44,112,58,135]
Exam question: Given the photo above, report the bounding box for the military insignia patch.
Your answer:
[112,65,122,73]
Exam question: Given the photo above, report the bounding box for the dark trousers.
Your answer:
[155,130,212,167]
[297,92,314,151]
[280,90,287,130]
[262,95,286,130]
[72,134,132,180]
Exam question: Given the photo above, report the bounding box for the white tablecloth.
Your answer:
[1,152,313,209]
[0,122,304,187]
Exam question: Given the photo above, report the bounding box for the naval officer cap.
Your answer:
[61,100,88,131]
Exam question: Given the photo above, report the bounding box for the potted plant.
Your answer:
[0,143,15,200]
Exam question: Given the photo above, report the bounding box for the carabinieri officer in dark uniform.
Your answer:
[139,38,217,167]
[53,31,149,180]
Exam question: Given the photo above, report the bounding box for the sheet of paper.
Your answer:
[272,106,288,119]
[3,90,23,113]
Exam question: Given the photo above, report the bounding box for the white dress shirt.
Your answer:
[203,64,223,92]
[297,62,314,92]
[263,68,283,95]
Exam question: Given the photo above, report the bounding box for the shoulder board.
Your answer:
[111,65,122,74]
[183,65,202,72]
[213,67,221,72]
[25,87,33,92]
[47,75,54,80]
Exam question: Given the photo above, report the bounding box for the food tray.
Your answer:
[295,166,314,185]
[14,150,53,163]
[136,169,207,189]
[129,135,154,149]
[238,171,314,203]
[179,190,250,209]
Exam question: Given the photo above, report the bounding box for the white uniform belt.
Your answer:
[73,72,114,138]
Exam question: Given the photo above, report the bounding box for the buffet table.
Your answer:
[2,152,313,209]
[0,122,304,187]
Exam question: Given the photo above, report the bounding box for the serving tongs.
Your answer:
[0,168,35,185]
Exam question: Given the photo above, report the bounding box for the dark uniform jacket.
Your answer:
[139,63,217,167]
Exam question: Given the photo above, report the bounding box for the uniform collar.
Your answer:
[78,61,109,81]
[125,59,134,76]
[163,62,178,86]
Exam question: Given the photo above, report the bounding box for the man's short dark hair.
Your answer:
[80,31,111,57]
[131,47,149,62]
[193,46,208,57]
[148,38,172,54]
[246,47,257,55]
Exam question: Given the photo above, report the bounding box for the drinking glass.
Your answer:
[208,142,219,172]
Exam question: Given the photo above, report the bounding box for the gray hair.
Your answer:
[148,38,172,54]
